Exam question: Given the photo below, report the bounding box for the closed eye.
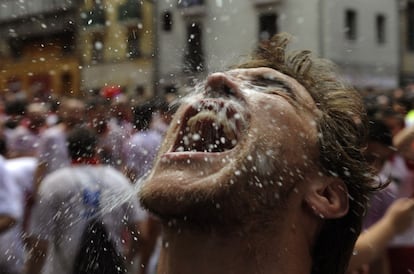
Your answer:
[249,78,296,98]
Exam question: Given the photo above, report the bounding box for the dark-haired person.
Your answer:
[85,96,126,170]
[7,102,47,158]
[347,119,414,274]
[122,101,164,274]
[25,128,148,274]
[139,33,377,274]
[123,101,163,183]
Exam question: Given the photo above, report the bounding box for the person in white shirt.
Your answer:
[0,155,24,274]
[25,127,151,274]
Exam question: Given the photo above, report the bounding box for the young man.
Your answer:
[139,33,377,274]
[25,127,149,274]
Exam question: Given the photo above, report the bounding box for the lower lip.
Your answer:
[161,150,230,161]
[163,151,216,160]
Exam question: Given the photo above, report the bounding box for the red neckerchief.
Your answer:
[72,157,100,165]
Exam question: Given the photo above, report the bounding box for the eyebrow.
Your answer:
[252,76,297,99]
[270,78,294,94]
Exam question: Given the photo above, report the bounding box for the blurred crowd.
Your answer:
[0,90,177,274]
[3,82,414,274]
[349,85,414,274]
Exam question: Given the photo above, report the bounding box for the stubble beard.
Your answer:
[139,148,296,233]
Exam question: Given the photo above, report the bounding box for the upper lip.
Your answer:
[170,97,249,154]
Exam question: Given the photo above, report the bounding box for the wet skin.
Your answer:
[140,67,322,227]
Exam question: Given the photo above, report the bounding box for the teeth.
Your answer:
[173,100,247,153]
[222,118,237,141]
[187,110,238,141]
[187,110,216,132]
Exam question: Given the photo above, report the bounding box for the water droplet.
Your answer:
[192,133,200,141]
[94,41,103,50]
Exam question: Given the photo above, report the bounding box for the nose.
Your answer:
[205,72,240,97]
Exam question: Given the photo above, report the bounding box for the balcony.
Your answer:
[81,5,106,28]
[177,0,206,17]
[0,0,77,38]
[118,0,142,24]
[0,0,76,23]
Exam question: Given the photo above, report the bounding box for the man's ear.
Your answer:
[304,177,349,219]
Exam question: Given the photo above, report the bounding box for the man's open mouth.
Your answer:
[171,99,248,153]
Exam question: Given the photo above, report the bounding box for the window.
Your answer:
[62,31,75,54]
[118,0,141,22]
[134,85,145,97]
[184,22,204,72]
[164,85,177,94]
[178,0,204,8]
[61,73,73,95]
[29,74,51,101]
[259,13,278,41]
[91,32,104,63]
[163,11,173,31]
[82,0,106,27]
[345,9,357,40]
[9,38,23,59]
[127,27,140,58]
[376,14,386,44]
[407,3,414,51]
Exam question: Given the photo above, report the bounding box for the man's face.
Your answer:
[140,67,321,227]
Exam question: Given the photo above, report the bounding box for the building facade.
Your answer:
[79,0,155,98]
[0,0,81,99]
[156,0,399,93]
[400,0,414,86]
[321,0,399,89]
[0,0,402,100]
[0,0,155,100]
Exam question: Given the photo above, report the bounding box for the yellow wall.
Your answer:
[0,44,80,98]
[0,0,155,98]
[79,0,154,63]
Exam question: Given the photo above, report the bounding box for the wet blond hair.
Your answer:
[237,33,376,274]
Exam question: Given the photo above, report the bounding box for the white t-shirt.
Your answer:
[37,125,70,175]
[6,156,38,195]
[7,126,41,157]
[0,156,24,273]
[29,165,146,274]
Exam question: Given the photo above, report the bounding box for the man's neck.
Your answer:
[157,220,313,274]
